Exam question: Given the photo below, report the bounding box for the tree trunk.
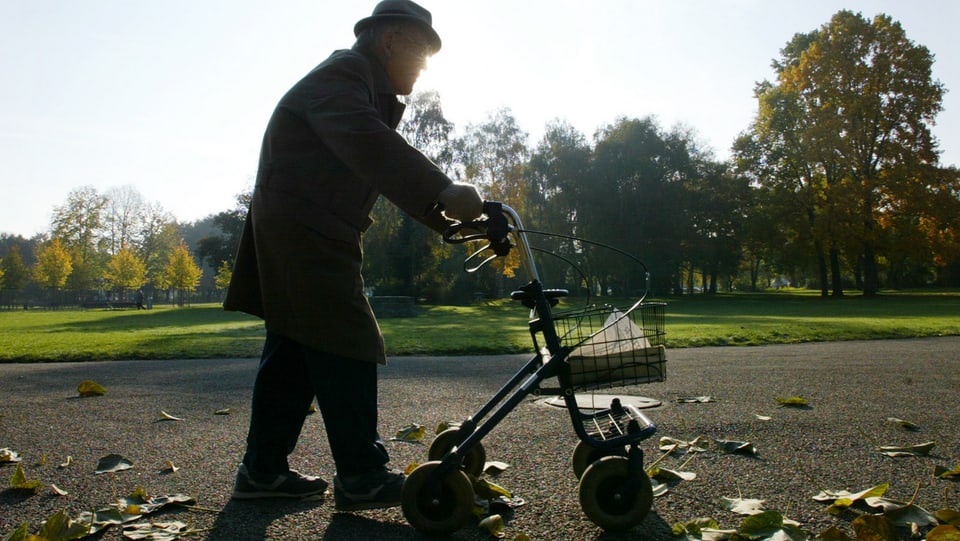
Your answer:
[830,246,844,297]
[862,242,880,296]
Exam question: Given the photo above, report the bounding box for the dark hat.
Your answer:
[354,0,441,52]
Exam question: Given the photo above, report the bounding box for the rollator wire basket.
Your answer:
[554,301,666,391]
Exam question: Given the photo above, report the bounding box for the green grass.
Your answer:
[2,290,960,362]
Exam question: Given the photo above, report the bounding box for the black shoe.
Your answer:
[231,464,329,500]
[333,468,405,511]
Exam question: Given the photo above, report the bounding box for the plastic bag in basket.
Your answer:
[570,309,651,357]
[567,308,665,388]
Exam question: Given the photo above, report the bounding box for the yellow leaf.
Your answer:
[393,423,425,442]
[404,463,420,475]
[9,463,43,491]
[159,410,185,422]
[479,514,505,537]
[775,396,807,407]
[77,380,107,397]
[214,408,231,415]
[164,460,180,473]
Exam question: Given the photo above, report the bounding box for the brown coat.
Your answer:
[224,47,453,364]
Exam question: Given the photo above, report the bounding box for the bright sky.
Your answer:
[2,1,957,238]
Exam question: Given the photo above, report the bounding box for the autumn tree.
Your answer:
[0,244,30,292]
[139,202,181,289]
[748,11,947,295]
[49,186,108,295]
[104,247,147,299]
[33,239,73,292]
[162,242,202,307]
[214,259,233,300]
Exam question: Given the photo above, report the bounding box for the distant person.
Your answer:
[136,289,145,310]
[223,0,482,511]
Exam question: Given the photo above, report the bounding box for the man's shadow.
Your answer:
[206,498,328,541]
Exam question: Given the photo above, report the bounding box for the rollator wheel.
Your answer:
[401,461,475,537]
[571,440,628,479]
[578,456,653,532]
[428,428,487,478]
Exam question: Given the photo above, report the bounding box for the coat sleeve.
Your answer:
[293,54,452,219]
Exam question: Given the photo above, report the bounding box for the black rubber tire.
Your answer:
[401,461,475,537]
[571,440,628,479]
[578,456,653,531]
[428,428,486,478]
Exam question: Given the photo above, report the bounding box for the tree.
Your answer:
[195,191,250,271]
[103,185,145,256]
[454,108,530,289]
[33,239,73,291]
[104,247,147,299]
[0,244,30,291]
[50,186,108,295]
[755,11,946,295]
[138,202,181,289]
[214,259,232,300]
[162,242,202,306]
[366,91,459,300]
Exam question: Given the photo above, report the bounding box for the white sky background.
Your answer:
[1,0,958,238]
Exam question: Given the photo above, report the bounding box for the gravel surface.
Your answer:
[1,337,959,540]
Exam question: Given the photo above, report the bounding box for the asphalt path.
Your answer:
[1,337,959,540]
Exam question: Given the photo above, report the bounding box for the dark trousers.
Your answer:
[242,331,389,477]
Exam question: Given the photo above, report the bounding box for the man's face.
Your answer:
[382,26,434,95]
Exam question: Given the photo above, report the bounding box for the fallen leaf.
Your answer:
[937,508,960,526]
[78,380,107,397]
[473,477,512,500]
[934,464,960,479]
[0,447,22,463]
[738,511,806,541]
[649,467,696,481]
[724,497,767,515]
[926,525,960,541]
[95,454,133,474]
[775,396,807,408]
[813,483,890,503]
[122,521,190,541]
[672,517,721,536]
[59,456,72,468]
[214,408,231,415]
[755,414,772,421]
[392,423,425,442]
[484,461,510,475]
[715,439,757,455]
[877,441,936,457]
[37,509,92,541]
[9,463,43,491]
[162,460,179,473]
[159,411,185,422]
[403,462,419,475]
[479,514,505,538]
[886,417,919,430]
[659,436,709,453]
[436,420,461,434]
[864,497,938,527]
[818,525,855,541]
[852,514,899,541]
[51,484,69,496]
[676,396,715,403]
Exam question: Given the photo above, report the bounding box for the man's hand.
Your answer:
[437,183,482,222]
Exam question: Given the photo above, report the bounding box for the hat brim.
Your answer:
[354,15,442,53]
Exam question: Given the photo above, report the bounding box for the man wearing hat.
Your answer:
[224,0,482,511]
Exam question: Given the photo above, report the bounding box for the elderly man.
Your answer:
[224,0,482,511]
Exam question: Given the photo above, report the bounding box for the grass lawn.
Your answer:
[1,289,959,362]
